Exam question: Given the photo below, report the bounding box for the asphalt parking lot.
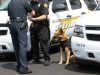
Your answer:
[0,46,100,75]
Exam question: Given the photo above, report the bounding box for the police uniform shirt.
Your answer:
[30,0,49,17]
[8,0,33,20]
[40,2,49,15]
[30,1,39,14]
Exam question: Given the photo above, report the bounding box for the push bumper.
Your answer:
[71,36,100,63]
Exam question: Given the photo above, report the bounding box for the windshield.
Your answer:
[95,3,100,10]
[0,0,11,10]
[84,0,97,7]
[0,0,33,11]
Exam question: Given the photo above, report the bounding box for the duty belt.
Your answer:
[11,17,26,22]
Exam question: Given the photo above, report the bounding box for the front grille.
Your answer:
[0,24,8,27]
[86,27,100,30]
[0,30,7,35]
[87,34,100,41]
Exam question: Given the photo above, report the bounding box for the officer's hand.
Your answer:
[28,13,32,17]
[28,17,35,21]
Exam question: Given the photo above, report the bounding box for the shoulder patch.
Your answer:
[44,3,48,8]
[28,1,30,4]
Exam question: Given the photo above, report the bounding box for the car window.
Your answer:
[84,0,97,7]
[96,0,100,3]
[0,0,11,10]
[84,0,96,7]
[52,0,68,13]
[0,0,32,11]
[95,4,100,10]
[83,0,97,10]
[87,0,97,4]
[69,0,82,10]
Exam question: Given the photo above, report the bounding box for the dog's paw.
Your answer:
[65,62,69,65]
[58,62,62,64]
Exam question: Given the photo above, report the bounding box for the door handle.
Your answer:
[66,15,72,18]
[81,12,86,15]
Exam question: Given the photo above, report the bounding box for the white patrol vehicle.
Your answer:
[71,3,100,66]
[0,0,97,55]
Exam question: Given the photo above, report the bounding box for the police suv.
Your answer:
[71,3,100,66]
[0,0,97,55]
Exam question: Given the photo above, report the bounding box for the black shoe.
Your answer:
[33,55,44,60]
[34,59,40,63]
[44,60,50,66]
[16,69,19,72]
[18,69,32,74]
[39,54,44,59]
[32,58,40,63]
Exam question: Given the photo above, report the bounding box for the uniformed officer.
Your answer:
[28,0,50,66]
[8,0,35,74]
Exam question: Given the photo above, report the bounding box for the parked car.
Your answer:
[0,0,97,56]
[71,3,100,66]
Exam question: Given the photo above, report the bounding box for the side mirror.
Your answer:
[48,0,52,2]
[88,3,97,11]
[55,4,66,9]
[52,4,66,13]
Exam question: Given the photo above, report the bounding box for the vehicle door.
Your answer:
[49,0,88,44]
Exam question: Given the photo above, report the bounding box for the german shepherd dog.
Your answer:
[54,28,75,65]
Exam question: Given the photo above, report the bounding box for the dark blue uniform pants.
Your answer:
[30,24,50,61]
[10,22,28,70]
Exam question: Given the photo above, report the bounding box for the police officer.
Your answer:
[8,0,35,74]
[29,0,50,66]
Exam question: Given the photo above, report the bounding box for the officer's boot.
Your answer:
[44,60,50,66]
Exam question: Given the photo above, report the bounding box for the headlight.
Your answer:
[73,25,84,38]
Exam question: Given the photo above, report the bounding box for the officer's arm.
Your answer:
[28,14,47,21]
[29,10,35,16]
[29,2,49,21]
[25,1,35,16]
[33,14,47,21]
[35,2,49,21]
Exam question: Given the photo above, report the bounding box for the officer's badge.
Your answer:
[44,3,48,8]
[38,4,40,7]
